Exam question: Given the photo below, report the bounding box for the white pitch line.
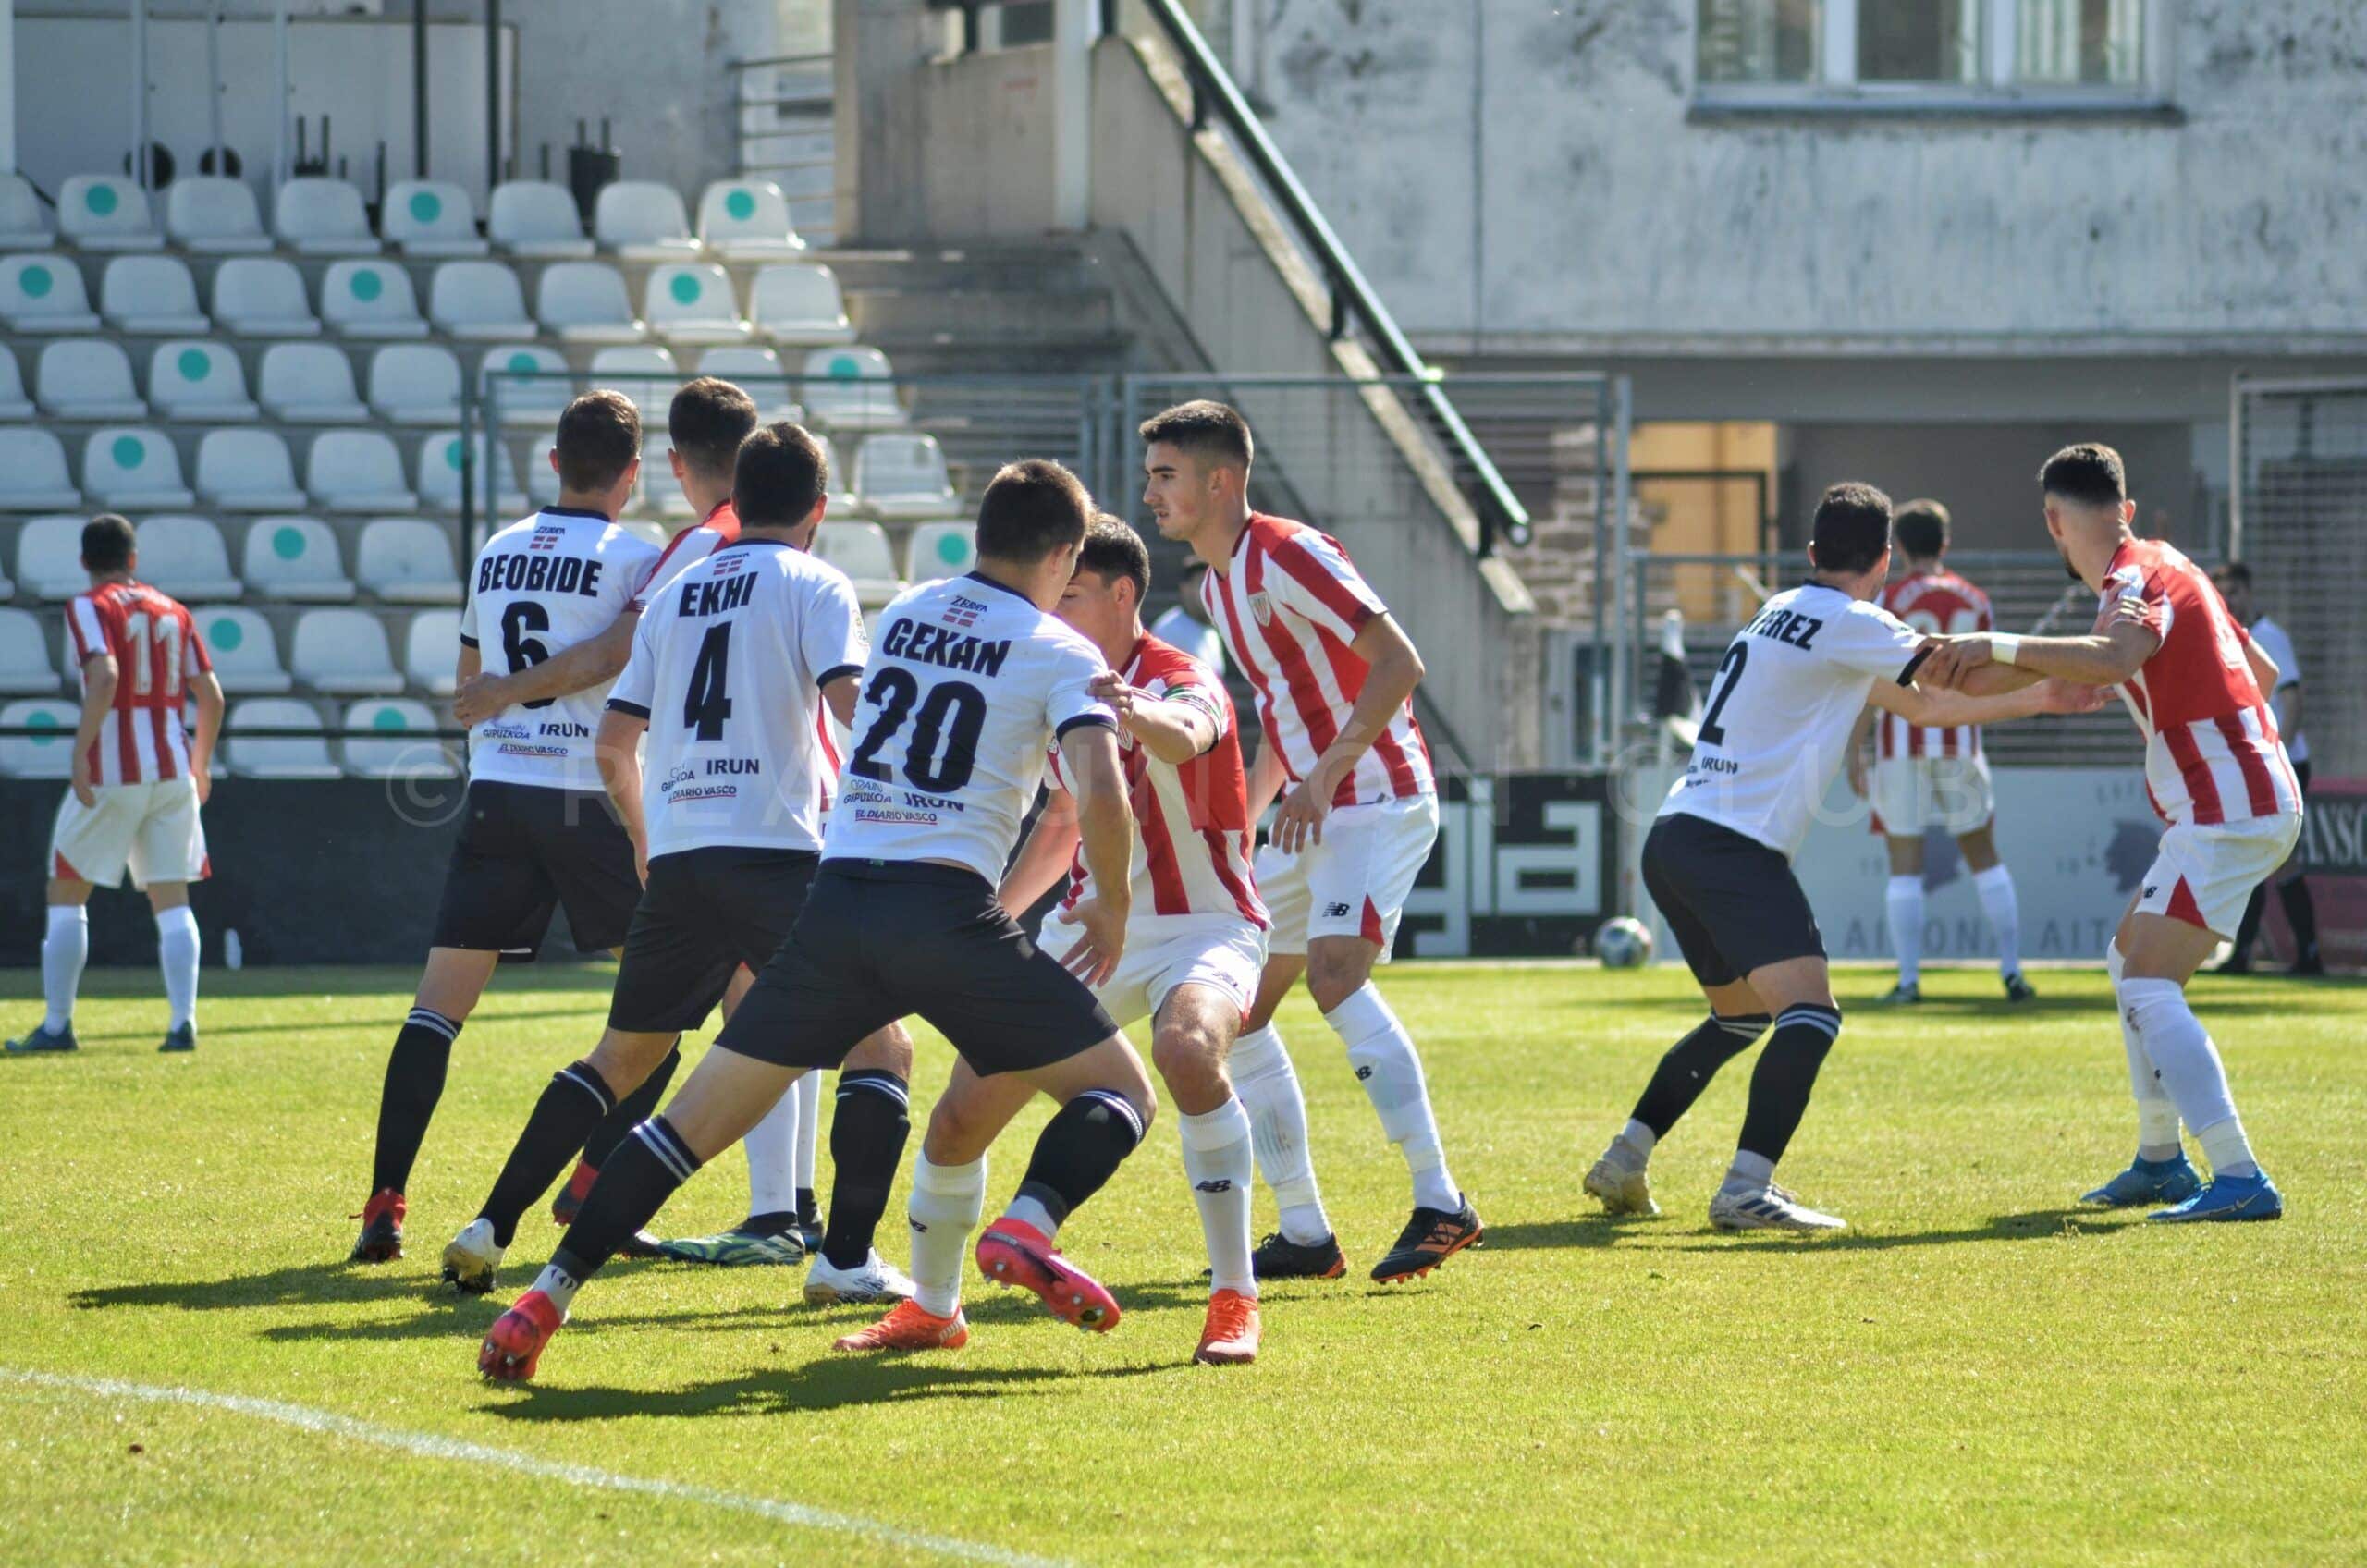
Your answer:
[1,1367,1068,1568]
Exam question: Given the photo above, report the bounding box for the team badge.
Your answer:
[1249,592,1272,626]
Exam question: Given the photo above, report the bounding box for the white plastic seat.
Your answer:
[165,177,272,253]
[477,344,571,426]
[0,175,55,251]
[595,181,698,262]
[356,518,462,605]
[0,435,83,513]
[535,261,644,343]
[619,520,669,551]
[0,698,80,776]
[0,349,31,421]
[291,608,402,695]
[694,346,802,422]
[367,344,462,426]
[16,516,91,598]
[274,177,380,255]
[258,342,367,423]
[135,515,243,602]
[192,606,291,695]
[644,263,750,346]
[82,427,194,509]
[384,180,488,258]
[589,344,678,420]
[211,257,321,337]
[0,611,60,694]
[243,516,356,602]
[342,697,457,779]
[418,429,526,516]
[428,260,533,340]
[488,180,593,259]
[799,345,904,430]
[58,176,162,252]
[812,521,902,606]
[305,429,417,513]
[403,609,462,695]
[226,696,341,778]
[695,179,804,260]
[526,429,565,507]
[321,260,427,339]
[641,435,694,518]
[148,340,257,422]
[36,338,146,420]
[853,433,956,521]
[0,255,102,334]
[195,428,306,511]
[907,523,978,581]
[813,433,859,514]
[100,255,209,335]
[751,263,854,346]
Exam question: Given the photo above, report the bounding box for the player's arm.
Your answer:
[1000,785,1080,913]
[187,668,226,803]
[68,650,117,807]
[1870,671,2106,728]
[2243,635,2280,703]
[1245,733,1289,822]
[1845,704,1876,797]
[1090,671,1218,766]
[453,609,639,724]
[1273,612,1424,853]
[820,672,860,729]
[594,704,649,883]
[1056,721,1134,986]
[1943,592,2162,692]
[455,639,481,689]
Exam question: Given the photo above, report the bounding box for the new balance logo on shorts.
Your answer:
[1324,901,1354,919]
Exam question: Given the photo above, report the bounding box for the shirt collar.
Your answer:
[539,504,611,522]
[963,570,1035,604]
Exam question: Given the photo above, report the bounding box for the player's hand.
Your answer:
[2098,593,2164,639]
[1058,896,1126,987]
[632,836,650,888]
[451,673,512,725]
[1271,764,1341,855]
[192,763,213,806]
[1846,745,1869,798]
[1088,671,1143,731]
[70,751,96,808]
[1914,634,1978,689]
[2036,676,2110,716]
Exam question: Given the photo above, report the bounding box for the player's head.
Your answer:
[1058,513,1152,657]
[81,513,137,580]
[2210,559,2255,621]
[2038,443,2135,582]
[552,389,643,509]
[1806,483,1893,596]
[668,377,761,506]
[732,420,828,540]
[1140,400,1253,544]
[1175,557,1215,626]
[975,458,1096,610]
[1894,498,1949,565]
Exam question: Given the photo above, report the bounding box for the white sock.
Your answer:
[742,1072,801,1219]
[155,906,201,1030]
[1973,864,2022,978]
[1723,1148,1776,1193]
[41,906,87,1032]
[529,1261,582,1318]
[1179,1099,1257,1298]
[1228,1023,1332,1243]
[2196,1116,2260,1182]
[1604,1118,1656,1172]
[1325,984,1459,1213]
[2105,944,2181,1159]
[907,1154,986,1318]
[1886,876,1924,987]
[1001,1193,1061,1242]
[793,1065,822,1193]
[2116,976,2257,1178]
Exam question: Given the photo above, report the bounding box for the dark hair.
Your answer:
[1894,498,1950,561]
[81,513,135,574]
[1809,482,1893,577]
[669,376,760,482]
[732,421,828,528]
[1138,399,1254,470]
[2212,559,2252,589]
[975,459,1093,565]
[2039,443,2127,508]
[1077,513,1151,603]
[555,389,643,493]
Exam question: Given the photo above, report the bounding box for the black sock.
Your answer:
[550,1114,702,1282]
[369,1008,460,1194]
[1012,1089,1147,1230]
[2231,883,2268,964]
[478,1061,616,1248]
[1630,1013,1770,1138]
[795,1187,819,1227]
[581,1043,680,1168]
[740,1210,800,1237]
[819,1071,910,1269]
[2278,877,2320,962]
[1736,1004,1842,1164]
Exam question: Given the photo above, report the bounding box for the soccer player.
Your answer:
[480,459,1153,1381]
[1845,498,2035,1004]
[442,422,915,1302]
[7,515,222,1057]
[1944,446,2300,1222]
[1584,484,2103,1231]
[2208,561,2321,976]
[840,516,1269,1363]
[349,393,664,1262]
[1139,400,1478,1284]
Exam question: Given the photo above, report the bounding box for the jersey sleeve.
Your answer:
[457,571,480,647]
[65,595,108,665]
[2100,560,2174,655]
[1152,659,1230,743]
[606,614,657,718]
[1834,603,1934,686]
[1045,639,1117,741]
[803,571,868,691]
[628,528,704,612]
[1266,530,1390,643]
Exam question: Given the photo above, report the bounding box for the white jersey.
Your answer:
[1662,581,1930,858]
[1148,605,1226,675]
[607,537,867,858]
[460,507,661,790]
[826,571,1115,885]
[2247,615,2308,766]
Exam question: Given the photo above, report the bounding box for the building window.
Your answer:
[1696,0,2157,105]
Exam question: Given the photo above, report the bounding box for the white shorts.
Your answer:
[50,777,209,889]
[1041,910,1266,1030]
[1871,753,1994,837]
[1257,792,1439,960]
[2134,814,2302,939]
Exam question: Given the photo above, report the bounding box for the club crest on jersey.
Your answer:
[943,594,987,630]
[1248,592,1273,626]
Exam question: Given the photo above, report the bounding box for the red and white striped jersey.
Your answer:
[628,499,742,611]
[1877,567,1993,762]
[816,705,846,815]
[64,581,213,787]
[1200,513,1433,807]
[2099,538,2302,828]
[1047,634,1267,927]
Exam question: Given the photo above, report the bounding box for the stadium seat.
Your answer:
[135,515,243,602]
[750,263,854,345]
[813,433,859,513]
[904,520,978,581]
[100,254,209,336]
[0,254,102,333]
[428,260,533,340]
[812,521,901,606]
[195,428,306,511]
[853,433,956,521]
[366,343,462,426]
[274,177,381,255]
[82,427,194,509]
[403,609,462,695]
[695,346,802,422]
[355,518,462,605]
[341,696,458,779]
[321,260,427,339]
[242,516,356,602]
[15,515,90,598]
[594,180,698,262]
[487,180,594,259]
[164,177,272,253]
[148,340,258,422]
[0,698,80,777]
[192,606,291,694]
[35,338,146,420]
[695,179,804,260]
[0,610,60,694]
[799,346,904,430]
[526,430,564,507]
[291,608,403,695]
[534,261,644,343]
[644,263,751,347]
[477,343,570,426]
[589,343,678,420]
[305,429,416,513]
[641,435,694,518]
[258,342,368,423]
[225,696,341,778]
[0,434,83,513]
[383,180,488,258]
[417,429,526,516]
[57,175,162,252]
[211,257,321,337]
[0,348,32,421]
[0,174,54,251]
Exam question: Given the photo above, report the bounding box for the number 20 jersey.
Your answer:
[827,571,1115,885]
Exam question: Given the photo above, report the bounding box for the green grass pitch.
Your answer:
[2,961,2362,1565]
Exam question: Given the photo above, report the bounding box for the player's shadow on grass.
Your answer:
[480,1354,1171,1423]
[71,1259,423,1313]
[1466,1218,1627,1251]
[62,1006,609,1045]
[1668,1207,2133,1254]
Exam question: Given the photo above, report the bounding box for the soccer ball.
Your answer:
[1593,916,1653,969]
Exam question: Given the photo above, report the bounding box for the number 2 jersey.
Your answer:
[1876,567,1993,762]
[606,537,867,858]
[64,580,213,786]
[827,571,1115,885]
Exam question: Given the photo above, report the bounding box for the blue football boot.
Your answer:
[2081,1153,2202,1207]
[2150,1171,2283,1223]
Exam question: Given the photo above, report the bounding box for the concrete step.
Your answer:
[849,287,1117,344]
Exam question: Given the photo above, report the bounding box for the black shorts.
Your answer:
[431,779,642,962]
[714,860,1117,1076]
[607,847,818,1034]
[1641,811,1825,989]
